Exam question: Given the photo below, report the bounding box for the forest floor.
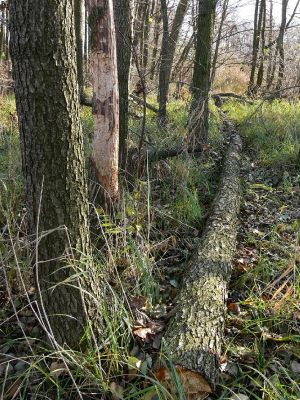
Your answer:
[0,95,299,399]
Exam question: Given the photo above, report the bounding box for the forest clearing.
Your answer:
[0,0,300,399]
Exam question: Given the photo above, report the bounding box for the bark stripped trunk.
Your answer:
[87,0,119,205]
[159,132,242,397]
[188,0,216,148]
[10,0,99,347]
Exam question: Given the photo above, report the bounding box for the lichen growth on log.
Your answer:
[161,133,242,393]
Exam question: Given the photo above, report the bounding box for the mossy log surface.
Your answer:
[162,133,242,393]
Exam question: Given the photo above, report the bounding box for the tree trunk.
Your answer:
[211,0,229,85]
[158,0,190,125]
[87,0,119,205]
[266,0,274,90]
[74,0,85,95]
[10,0,97,347]
[276,0,288,93]
[149,0,161,81]
[188,0,216,148]
[256,0,266,91]
[248,0,261,95]
[171,33,194,83]
[157,0,169,126]
[113,0,132,170]
[160,132,242,397]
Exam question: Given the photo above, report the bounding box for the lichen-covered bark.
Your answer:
[162,133,242,391]
[9,0,99,347]
[87,0,119,204]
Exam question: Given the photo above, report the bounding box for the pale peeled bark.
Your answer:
[87,0,119,203]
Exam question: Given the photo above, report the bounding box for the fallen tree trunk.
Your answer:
[159,133,242,398]
[82,93,159,114]
[129,93,159,113]
[212,92,254,106]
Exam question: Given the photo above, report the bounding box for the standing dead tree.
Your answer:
[87,0,119,205]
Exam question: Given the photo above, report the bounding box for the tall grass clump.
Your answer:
[223,99,300,170]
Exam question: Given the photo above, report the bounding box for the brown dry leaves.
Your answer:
[155,366,212,400]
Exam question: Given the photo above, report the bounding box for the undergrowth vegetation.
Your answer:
[223,99,300,171]
[1,94,300,399]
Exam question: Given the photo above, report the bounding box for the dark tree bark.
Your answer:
[276,0,288,93]
[157,0,169,126]
[10,0,97,347]
[113,0,132,170]
[266,0,274,89]
[248,0,263,95]
[256,0,266,91]
[188,0,216,148]
[149,0,161,80]
[211,0,229,85]
[158,0,190,126]
[140,1,150,71]
[171,33,194,84]
[161,133,242,396]
[74,0,85,95]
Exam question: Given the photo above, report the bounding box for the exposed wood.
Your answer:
[87,0,119,204]
[160,132,242,395]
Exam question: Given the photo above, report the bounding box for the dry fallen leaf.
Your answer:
[155,366,212,400]
[230,394,249,400]
[133,327,153,342]
[227,302,241,315]
[131,295,147,310]
[291,360,300,374]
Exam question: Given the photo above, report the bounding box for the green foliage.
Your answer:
[223,99,300,170]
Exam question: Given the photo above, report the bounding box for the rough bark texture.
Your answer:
[162,132,242,394]
[276,0,288,93]
[248,0,261,95]
[158,0,189,125]
[211,0,229,85]
[113,0,131,170]
[157,0,169,126]
[10,0,94,347]
[188,0,216,147]
[74,0,85,95]
[149,0,161,80]
[87,0,119,204]
[256,0,266,90]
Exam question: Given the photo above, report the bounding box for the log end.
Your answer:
[155,365,212,400]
